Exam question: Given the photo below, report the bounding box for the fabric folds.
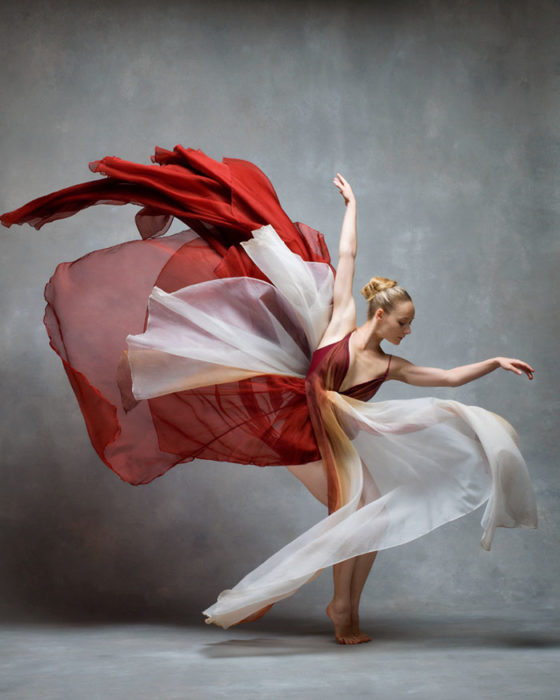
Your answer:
[1,145,538,629]
[123,223,537,629]
[4,148,333,482]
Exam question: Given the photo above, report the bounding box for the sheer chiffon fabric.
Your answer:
[2,146,538,629]
[3,147,333,481]
[125,224,537,629]
[203,391,537,628]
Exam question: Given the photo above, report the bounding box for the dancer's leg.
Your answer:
[326,558,361,643]
[328,481,377,644]
[349,551,377,639]
[287,460,373,644]
[346,463,381,640]
[238,461,328,626]
[285,460,328,506]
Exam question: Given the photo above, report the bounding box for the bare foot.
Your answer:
[326,601,372,645]
[351,614,371,644]
[236,603,274,625]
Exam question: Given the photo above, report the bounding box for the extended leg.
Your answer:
[285,460,329,506]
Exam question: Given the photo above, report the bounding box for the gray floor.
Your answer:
[1,611,559,699]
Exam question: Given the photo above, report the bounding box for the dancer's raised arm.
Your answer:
[318,173,358,346]
[390,355,535,387]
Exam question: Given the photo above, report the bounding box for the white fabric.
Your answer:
[240,224,334,350]
[202,395,537,628]
[125,223,538,629]
[126,225,334,397]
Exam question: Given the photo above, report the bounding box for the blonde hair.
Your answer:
[360,276,412,320]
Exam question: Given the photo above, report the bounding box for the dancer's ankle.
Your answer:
[327,597,351,617]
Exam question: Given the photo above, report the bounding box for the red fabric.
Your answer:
[304,332,390,512]
[309,332,392,399]
[149,376,319,467]
[2,146,335,485]
[3,145,390,506]
[1,145,330,266]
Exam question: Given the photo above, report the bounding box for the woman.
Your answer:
[1,146,538,645]
[285,173,534,644]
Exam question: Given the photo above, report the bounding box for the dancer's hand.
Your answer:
[496,357,535,380]
[333,173,355,204]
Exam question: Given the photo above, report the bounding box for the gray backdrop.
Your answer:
[1,0,558,624]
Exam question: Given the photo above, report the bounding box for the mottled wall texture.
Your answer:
[1,0,558,623]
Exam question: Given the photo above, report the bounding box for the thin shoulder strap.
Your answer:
[384,354,392,377]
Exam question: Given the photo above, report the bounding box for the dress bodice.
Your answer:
[306,331,391,401]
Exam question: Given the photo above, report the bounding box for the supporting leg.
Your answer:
[286,459,378,644]
[346,463,380,641]
[349,551,377,640]
[326,558,354,642]
[326,557,372,644]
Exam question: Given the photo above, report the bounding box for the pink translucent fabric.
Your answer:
[2,145,538,630]
[2,147,334,485]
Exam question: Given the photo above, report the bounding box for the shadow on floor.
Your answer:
[3,606,559,659]
[201,613,560,658]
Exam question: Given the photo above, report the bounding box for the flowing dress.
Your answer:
[1,145,538,629]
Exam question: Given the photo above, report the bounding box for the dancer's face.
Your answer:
[377,300,415,345]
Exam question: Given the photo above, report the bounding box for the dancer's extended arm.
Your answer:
[318,173,357,345]
[390,355,535,387]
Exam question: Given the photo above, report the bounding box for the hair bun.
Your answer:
[360,276,398,302]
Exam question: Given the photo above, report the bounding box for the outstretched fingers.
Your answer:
[506,359,535,379]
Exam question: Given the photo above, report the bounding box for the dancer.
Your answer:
[1,145,537,644]
[283,172,534,643]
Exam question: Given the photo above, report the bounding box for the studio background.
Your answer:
[1,0,558,625]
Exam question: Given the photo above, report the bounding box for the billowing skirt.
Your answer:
[2,147,538,628]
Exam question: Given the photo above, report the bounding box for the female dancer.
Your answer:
[1,146,537,645]
[284,172,534,644]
